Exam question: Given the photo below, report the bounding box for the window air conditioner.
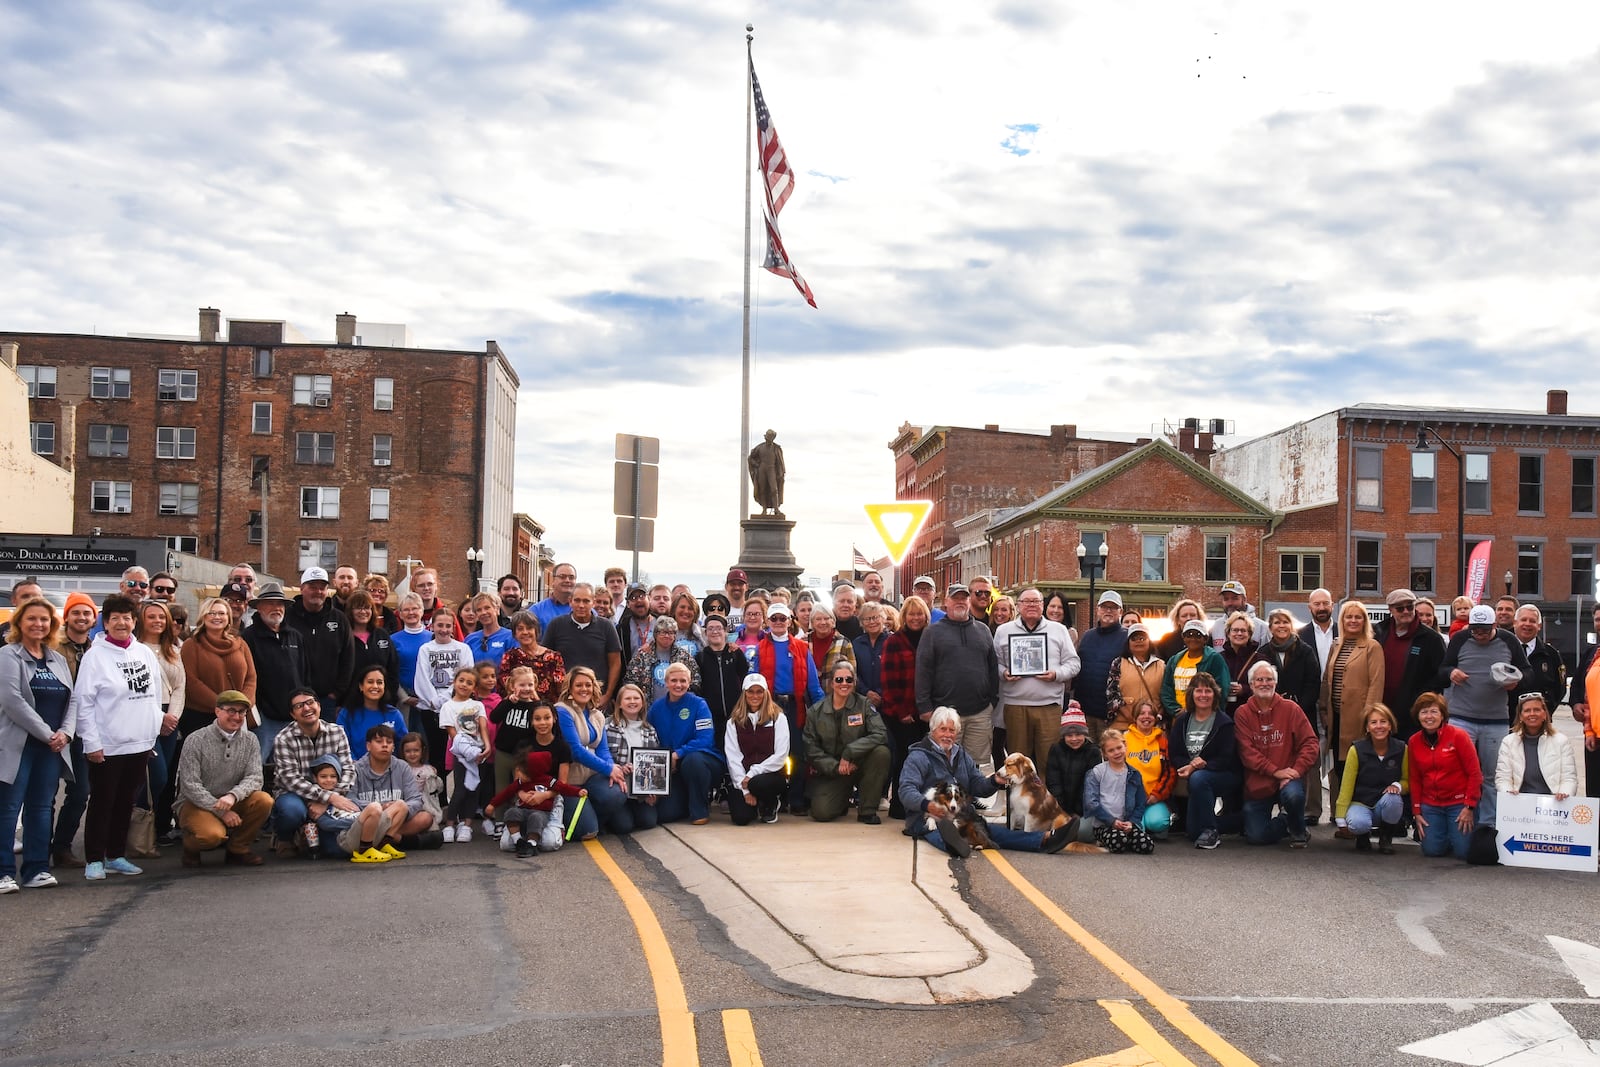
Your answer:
[314,394,332,407]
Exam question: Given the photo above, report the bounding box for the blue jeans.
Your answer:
[654,751,723,824]
[1420,803,1473,859]
[607,797,660,834]
[270,793,350,857]
[1184,769,1241,840]
[51,738,88,856]
[2,740,63,881]
[1243,778,1307,845]
[254,719,290,768]
[1346,792,1404,835]
[1454,719,1507,827]
[140,732,181,810]
[920,821,1046,853]
[563,775,625,839]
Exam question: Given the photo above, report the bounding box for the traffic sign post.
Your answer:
[614,434,661,583]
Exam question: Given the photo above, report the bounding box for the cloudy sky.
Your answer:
[5,2,1600,592]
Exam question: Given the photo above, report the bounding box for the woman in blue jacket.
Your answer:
[1169,672,1242,850]
[645,662,725,825]
[1160,620,1231,719]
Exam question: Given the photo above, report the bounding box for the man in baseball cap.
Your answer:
[1211,579,1268,647]
[1441,602,1534,829]
[911,576,944,622]
[724,568,750,613]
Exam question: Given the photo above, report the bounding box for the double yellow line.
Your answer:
[984,851,1258,1067]
[584,839,764,1067]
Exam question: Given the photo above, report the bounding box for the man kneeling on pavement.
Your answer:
[174,690,272,867]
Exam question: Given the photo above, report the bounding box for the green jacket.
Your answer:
[803,692,887,776]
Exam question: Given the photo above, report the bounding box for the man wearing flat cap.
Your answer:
[174,691,272,868]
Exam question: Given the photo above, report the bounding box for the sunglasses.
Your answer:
[832,676,854,684]
[125,580,149,589]
[152,585,176,595]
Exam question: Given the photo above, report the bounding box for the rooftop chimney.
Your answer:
[1548,389,1569,416]
[984,424,1000,432]
[0,341,16,370]
[335,312,357,346]
[198,307,221,343]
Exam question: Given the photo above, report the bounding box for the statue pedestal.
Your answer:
[737,517,803,592]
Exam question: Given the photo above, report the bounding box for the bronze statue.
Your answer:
[748,429,785,518]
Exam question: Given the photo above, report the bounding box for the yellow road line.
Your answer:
[982,851,1258,1067]
[1098,999,1200,1067]
[584,838,699,1067]
[721,1008,764,1067]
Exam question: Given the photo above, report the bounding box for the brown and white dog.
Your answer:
[923,781,994,851]
[998,753,1069,833]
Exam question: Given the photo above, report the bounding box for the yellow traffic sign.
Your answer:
[863,501,932,566]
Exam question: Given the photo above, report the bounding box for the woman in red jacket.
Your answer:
[880,595,931,819]
[1406,692,1482,861]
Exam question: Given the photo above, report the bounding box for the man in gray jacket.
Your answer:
[341,723,427,858]
[1438,604,1532,828]
[914,584,1000,774]
[174,690,271,868]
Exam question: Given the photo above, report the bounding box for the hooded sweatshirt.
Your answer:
[74,637,164,757]
[349,753,423,817]
[914,616,999,717]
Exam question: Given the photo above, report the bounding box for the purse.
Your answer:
[127,769,160,858]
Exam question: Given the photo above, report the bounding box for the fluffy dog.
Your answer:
[923,780,993,852]
[998,753,1069,833]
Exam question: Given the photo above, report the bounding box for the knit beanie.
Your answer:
[63,591,97,618]
[1059,701,1088,735]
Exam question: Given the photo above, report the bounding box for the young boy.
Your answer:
[344,724,426,863]
[484,746,585,858]
[305,755,360,859]
[1045,703,1102,843]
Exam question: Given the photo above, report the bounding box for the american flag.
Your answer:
[751,59,816,307]
[751,64,793,217]
[852,544,874,576]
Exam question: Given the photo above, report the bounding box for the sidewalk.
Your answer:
[631,816,1035,1005]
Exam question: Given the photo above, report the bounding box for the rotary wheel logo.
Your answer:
[1571,805,1593,825]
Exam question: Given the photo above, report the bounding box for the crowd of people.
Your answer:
[3,560,1597,892]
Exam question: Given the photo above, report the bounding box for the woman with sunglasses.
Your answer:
[801,663,890,824]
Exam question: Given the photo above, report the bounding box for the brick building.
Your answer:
[6,307,519,599]
[986,439,1274,630]
[1213,394,1600,625]
[889,423,1168,591]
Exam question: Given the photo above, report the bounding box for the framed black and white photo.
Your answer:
[631,748,671,796]
[1008,633,1048,676]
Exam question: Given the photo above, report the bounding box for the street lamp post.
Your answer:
[1076,540,1109,631]
[1503,570,1514,597]
[1414,426,1465,593]
[466,547,484,596]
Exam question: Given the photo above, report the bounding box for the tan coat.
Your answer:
[1320,638,1385,753]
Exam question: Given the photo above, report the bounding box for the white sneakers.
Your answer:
[456,824,472,843]
[441,825,457,843]
[0,876,16,894]
[2,872,60,892]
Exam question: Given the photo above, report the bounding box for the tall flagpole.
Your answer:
[740,24,754,526]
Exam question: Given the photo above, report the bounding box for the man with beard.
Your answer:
[1374,589,1446,738]
[242,582,306,765]
[285,568,354,719]
[1297,587,1336,823]
[497,574,524,625]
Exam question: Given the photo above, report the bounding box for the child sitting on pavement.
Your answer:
[1084,729,1156,855]
[1123,700,1176,836]
[485,748,586,857]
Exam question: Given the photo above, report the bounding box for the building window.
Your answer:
[1355,448,1383,509]
[1464,453,1490,513]
[1203,535,1229,583]
[299,539,338,571]
[88,424,130,458]
[250,455,269,489]
[372,434,392,466]
[1517,542,1542,597]
[1410,451,1436,511]
[370,488,390,521]
[1279,552,1323,593]
[1518,455,1544,513]
[1409,540,1435,594]
[29,422,54,456]
[293,374,333,406]
[368,541,389,576]
[19,366,56,398]
[1141,533,1167,583]
[253,348,274,377]
[247,511,263,544]
[1574,456,1597,516]
[157,369,198,401]
[156,426,197,460]
[374,378,394,411]
[90,366,131,399]
[1573,544,1597,599]
[90,480,132,513]
[300,487,341,519]
[295,431,335,465]
[166,535,198,554]
[1354,539,1380,594]
[158,482,199,516]
[252,402,272,435]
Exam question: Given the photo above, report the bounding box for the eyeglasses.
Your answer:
[1391,603,1415,612]
[216,705,247,716]
[152,585,175,595]
[125,580,149,589]
[290,699,318,712]
[832,676,854,684]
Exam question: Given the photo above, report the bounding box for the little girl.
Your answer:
[1084,728,1156,855]
[1122,701,1176,836]
[603,683,660,834]
[400,732,444,846]
[441,707,490,842]
[486,703,582,855]
[439,666,486,770]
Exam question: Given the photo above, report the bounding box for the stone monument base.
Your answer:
[736,517,803,592]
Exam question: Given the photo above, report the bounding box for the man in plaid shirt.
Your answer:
[269,688,358,856]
